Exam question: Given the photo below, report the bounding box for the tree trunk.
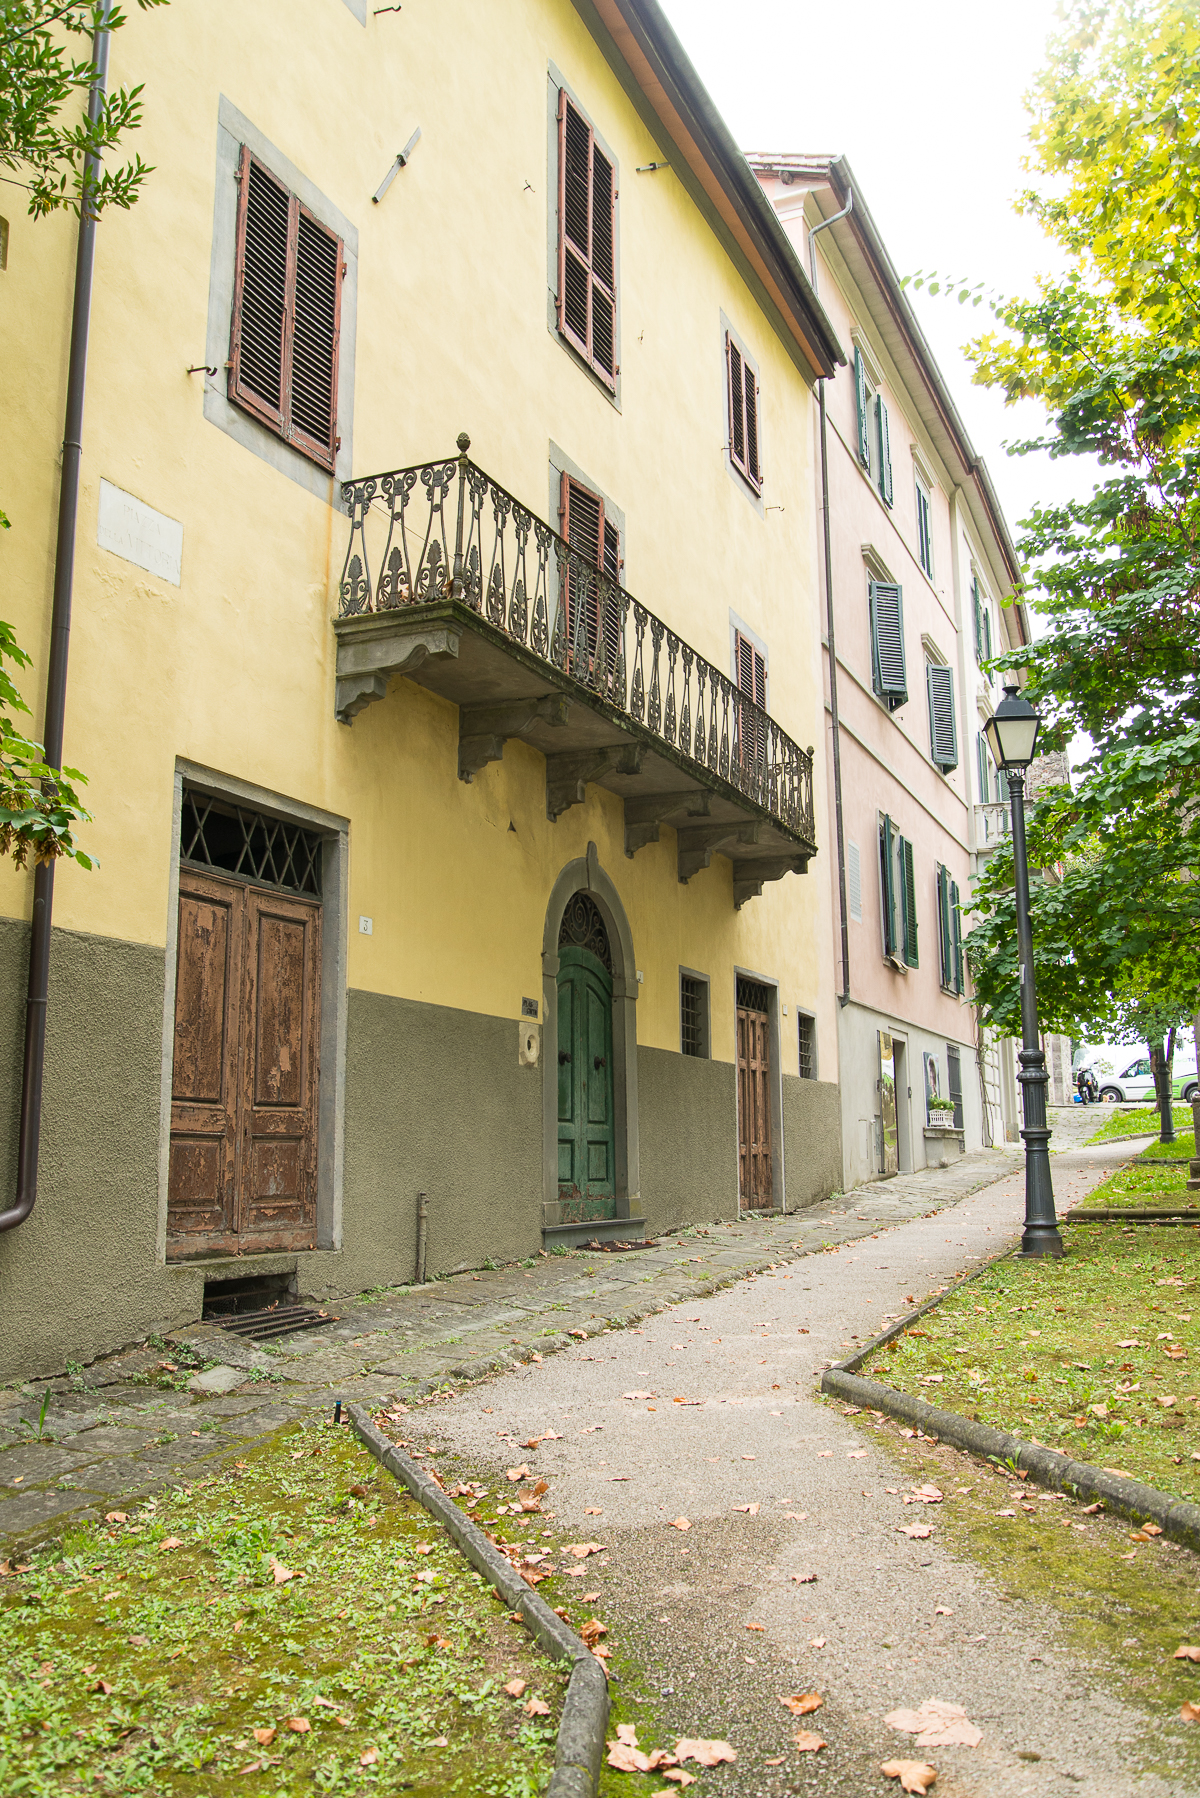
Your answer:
[1150,1036,1176,1144]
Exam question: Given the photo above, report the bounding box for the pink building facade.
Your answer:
[751,154,1031,1184]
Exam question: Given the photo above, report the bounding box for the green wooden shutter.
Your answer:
[936,865,951,987]
[976,731,987,803]
[869,581,907,708]
[854,347,870,469]
[876,395,894,506]
[972,579,982,661]
[901,836,918,967]
[880,814,896,955]
[950,878,964,993]
[926,663,958,769]
[982,606,993,663]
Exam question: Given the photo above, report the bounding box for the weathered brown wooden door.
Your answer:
[737,978,773,1207]
[168,870,320,1259]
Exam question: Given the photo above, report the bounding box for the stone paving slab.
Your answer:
[0,1114,1102,1545]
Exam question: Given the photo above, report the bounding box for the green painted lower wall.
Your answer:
[636,1045,738,1230]
[341,989,543,1281]
[782,1074,843,1207]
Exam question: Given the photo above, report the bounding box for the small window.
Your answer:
[556,91,617,389]
[797,1013,817,1080]
[915,475,934,577]
[880,814,918,968]
[926,659,958,771]
[936,864,964,994]
[846,840,863,922]
[229,146,343,471]
[869,579,907,709]
[680,972,710,1059]
[972,577,994,667]
[726,333,763,492]
[854,346,892,505]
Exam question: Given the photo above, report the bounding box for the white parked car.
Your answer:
[1094,1055,1199,1104]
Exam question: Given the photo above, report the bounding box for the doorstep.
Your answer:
[541,1215,649,1251]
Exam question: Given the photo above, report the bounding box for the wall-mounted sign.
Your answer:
[97,479,184,586]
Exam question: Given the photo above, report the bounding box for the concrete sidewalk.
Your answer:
[0,1107,1106,1543]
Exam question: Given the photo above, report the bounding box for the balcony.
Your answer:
[974,801,1011,848]
[334,437,817,906]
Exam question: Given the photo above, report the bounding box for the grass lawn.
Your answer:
[0,1420,563,1796]
[1141,1136,1199,1161]
[1085,1105,1193,1146]
[1075,1158,1199,1213]
[859,1224,1200,1501]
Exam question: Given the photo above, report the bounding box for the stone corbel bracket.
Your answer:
[676,820,763,884]
[622,789,711,858]
[733,853,809,909]
[333,614,463,725]
[546,745,646,821]
[458,695,571,783]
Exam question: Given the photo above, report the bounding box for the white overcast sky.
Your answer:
[659,0,1098,549]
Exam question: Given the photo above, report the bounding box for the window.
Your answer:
[936,864,965,995]
[734,629,767,770]
[846,839,863,922]
[925,659,958,771]
[229,146,343,471]
[976,730,1000,805]
[726,333,762,492]
[558,472,621,687]
[797,1012,817,1080]
[880,814,918,967]
[556,91,617,389]
[915,474,934,577]
[680,972,710,1059]
[854,346,893,505]
[972,577,994,666]
[946,1045,964,1129]
[869,579,907,709]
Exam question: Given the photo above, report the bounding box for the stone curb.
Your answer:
[345,1402,609,1798]
[1066,1209,1200,1225]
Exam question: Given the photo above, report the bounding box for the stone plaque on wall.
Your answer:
[97,479,184,586]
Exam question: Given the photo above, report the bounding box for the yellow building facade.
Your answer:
[0,0,843,1378]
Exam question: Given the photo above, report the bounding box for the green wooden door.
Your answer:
[557,944,616,1223]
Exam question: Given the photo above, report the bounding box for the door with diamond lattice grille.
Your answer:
[167,796,322,1260]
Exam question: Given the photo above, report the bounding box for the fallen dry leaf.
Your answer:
[253,1727,276,1747]
[780,1692,823,1715]
[1175,1647,1200,1663]
[669,1517,691,1531]
[269,1558,301,1586]
[525,1696,551,1716]
[580,1619,607,1647]
[360,1747,379,1766]
[506,1465,532,1482]
[607,1739,652,1773]
[158,1537,183,1552]
[623,1391,655,1401]
[660,1773,696,1788]
[583,1590,601,1602]
[733,1502,761,1516]
[745,1622,765,1632]
[882,1759,938,1793]
[585,1507,603,1516]
[885,1699,982,1748]
[104,1512,127,1524]
[810,1636,826,1648]
[91,1678,114,1695]
[791,1571,818,1583]
[899,1524,933,1539]
[674,1738,737,1767]
[1181,1701,1200,1723]
[503,1679,528,1698]
[794,1730,826,1752]
[287,1717,311,1735]
[564,1542,604,1558]
[904,1485,944,1506]
[848,1449,868,1458]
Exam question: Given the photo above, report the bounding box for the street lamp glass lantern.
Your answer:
[984,683,1041,771]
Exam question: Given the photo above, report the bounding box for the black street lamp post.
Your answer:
[984,685,1064,1258]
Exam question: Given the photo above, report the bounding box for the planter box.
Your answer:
[924,1123,965,1167]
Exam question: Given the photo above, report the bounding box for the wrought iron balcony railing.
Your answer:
[337,436,815,847]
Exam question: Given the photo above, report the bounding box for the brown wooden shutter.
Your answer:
[229,145,342,472]
[726,333,763,492]
[559,474,624,689]
[734,630,767,770]
[557,92,617,389]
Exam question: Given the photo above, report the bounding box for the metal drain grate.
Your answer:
[212,1304,338,1342]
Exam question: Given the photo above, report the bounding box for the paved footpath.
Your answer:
[0,1109,1172,1794]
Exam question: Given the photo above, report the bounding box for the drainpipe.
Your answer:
[808,192,853,1005]
[0,6,110,1234]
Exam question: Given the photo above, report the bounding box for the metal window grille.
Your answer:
[180,789,323,897]
[736,976,771,1014]
[797,1013,816,1080]
[680,975,707,1058]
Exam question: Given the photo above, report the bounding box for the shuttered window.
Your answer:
[734,630,768,770]
[881,815,918,968]
[854,347,871,470]
[982,606,993,663]
[847,839,863,922]
[726,334,763,492]
[876,395,894,506]
[936,865,965,995]
[556,92,617,389]
[926,661,958,770]
[916,476,934,576]
[229,147,343,472]
[869,579,907,709]
[558,472,621,685]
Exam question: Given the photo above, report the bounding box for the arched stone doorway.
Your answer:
[541,844,641,1236]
